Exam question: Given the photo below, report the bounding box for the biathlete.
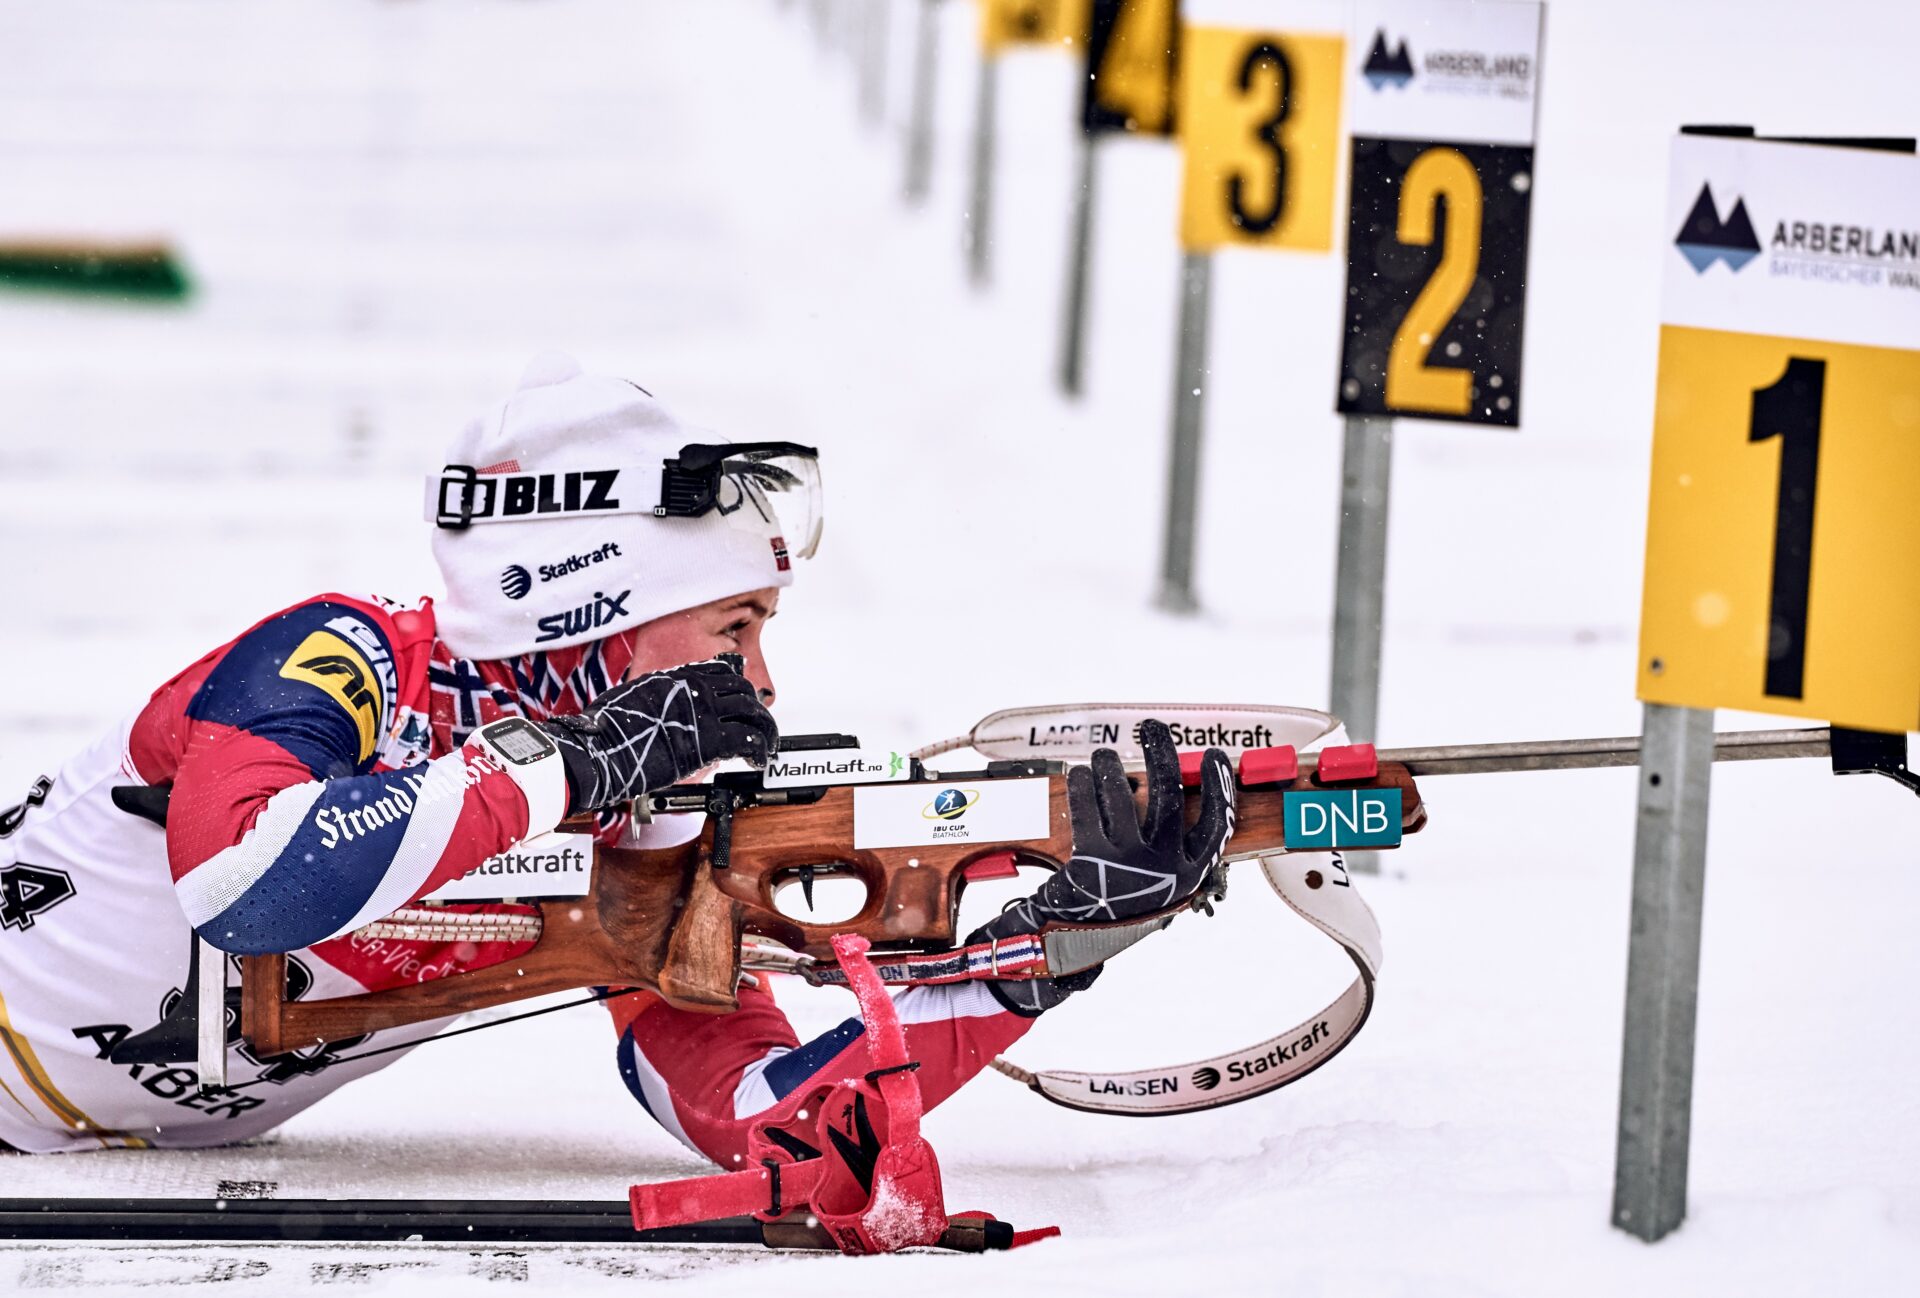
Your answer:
[0,355,1234,1161]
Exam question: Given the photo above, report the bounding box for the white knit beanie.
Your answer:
[428,353,797,659]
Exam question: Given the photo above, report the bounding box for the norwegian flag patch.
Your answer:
[771,536,790,572]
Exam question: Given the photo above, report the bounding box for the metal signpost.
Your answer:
[967,46,1001,282]
[858,0,889,126]
[969,2,1091,282]
[1158,5,1347,611]
[1330,1,1544,808]
[1059,0,1178,394]
[903,0,942,203]
[1620,128,1920,1243]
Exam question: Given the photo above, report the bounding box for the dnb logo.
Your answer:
[500,564,532,600]
[1191,1065,1222,1092]
[1363,30,1413,91]
[922,788,977,821]
[1676,183,1761,274]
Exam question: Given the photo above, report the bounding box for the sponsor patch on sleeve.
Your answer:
[278,627,387,763]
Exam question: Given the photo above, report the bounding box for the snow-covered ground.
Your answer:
[1,1,1916,1293]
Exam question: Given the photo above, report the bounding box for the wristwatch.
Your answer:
[475,717,559,766]
[472,717,568,835]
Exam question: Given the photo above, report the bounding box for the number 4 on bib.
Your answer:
[1,863,77,932]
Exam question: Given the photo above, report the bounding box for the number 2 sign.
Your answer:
[1638,133,1920,732]
[1334,0,1543,426]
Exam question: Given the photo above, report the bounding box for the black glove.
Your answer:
[541,656,777,816]
[969,719,1237,1015]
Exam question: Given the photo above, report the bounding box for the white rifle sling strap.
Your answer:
[912,702,1343,764]
[990,852,1383,1116]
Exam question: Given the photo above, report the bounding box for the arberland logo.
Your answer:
[1192,1065,1222,1092]
[1675,183,1762,274]
[1363,30,1413,91]
[923,788,976,821]
[501,565,532,600]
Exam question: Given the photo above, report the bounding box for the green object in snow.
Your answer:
[0,241,192,301]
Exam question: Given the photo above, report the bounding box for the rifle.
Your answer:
[203,703,1894,1117]
[238,706,1411,1057]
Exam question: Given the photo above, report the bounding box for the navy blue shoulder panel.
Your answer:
[186,600,400,779]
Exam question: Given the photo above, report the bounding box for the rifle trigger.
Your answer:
[800,863,815,913]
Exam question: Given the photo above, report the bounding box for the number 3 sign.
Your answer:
[1334,0,1543,426]
[1176,10,1346,254]
[1638,133,1920,732]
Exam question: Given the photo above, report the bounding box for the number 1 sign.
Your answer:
[1638,133,1920,732]
[1334,0,1543,426]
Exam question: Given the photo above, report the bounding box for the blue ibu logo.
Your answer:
[500,565,532,600]
[1363,30,1413,91]
[1284,788,1403,849]
[1675,183,1761,274]
[923,788,975,821]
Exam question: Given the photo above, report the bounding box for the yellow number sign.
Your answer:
[1177,25,1344,253]
[1637,325,1920,730]
[982,0,1089,52]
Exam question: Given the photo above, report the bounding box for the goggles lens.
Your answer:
[658,441,822,560]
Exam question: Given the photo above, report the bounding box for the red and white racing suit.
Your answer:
[0,593,1031,1156]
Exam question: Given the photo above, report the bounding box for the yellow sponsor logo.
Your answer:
[280,630,385,762]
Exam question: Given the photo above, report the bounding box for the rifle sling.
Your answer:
[992,852,1383,1116]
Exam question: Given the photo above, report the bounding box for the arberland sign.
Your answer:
[1662,135,1920,350]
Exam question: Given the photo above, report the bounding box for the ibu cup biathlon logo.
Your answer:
[1675,183,1761,274]
[922,788,977,821]
[1362,30,1413,91]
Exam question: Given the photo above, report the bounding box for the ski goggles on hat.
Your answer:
[656,441,822,560]
[427,441,823,559]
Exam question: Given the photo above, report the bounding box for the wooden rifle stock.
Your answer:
[242,762,1423,1055]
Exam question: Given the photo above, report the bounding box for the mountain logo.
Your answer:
[1192,1065,1222,1091]
[1674,183,1761,274]
[922,788,977,821]
[500,564,532,600]
[1363,30,1413,91]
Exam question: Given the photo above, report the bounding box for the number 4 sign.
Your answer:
[1638,132,1920,732]
[1335,0,1543,426]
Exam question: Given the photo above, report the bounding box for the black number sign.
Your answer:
[1336,138,1535,427]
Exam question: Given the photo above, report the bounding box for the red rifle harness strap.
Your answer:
[803,850,1383,1117]
[630,933,1059,1255]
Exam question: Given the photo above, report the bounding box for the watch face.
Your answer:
[488,720,554,764]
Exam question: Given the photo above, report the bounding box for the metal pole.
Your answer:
[1156,252,1213,613]
[196,938,226,1090]
[858,0,889,126]
[1612,702,1716,1243]
[1057,133,1098,395]
[1330,415,1394,746]
[903,0,941,204]
[1330,416,1394,872]
[1353,726,1831,777]
[965,51,999,285]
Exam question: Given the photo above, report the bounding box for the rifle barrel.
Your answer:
[1313,727,1832,777]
